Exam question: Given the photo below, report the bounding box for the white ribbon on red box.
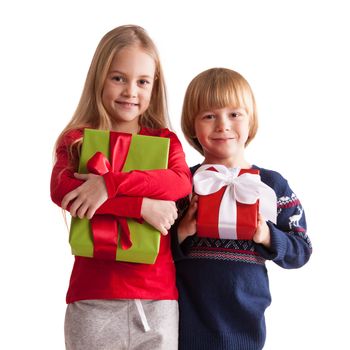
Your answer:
[193,164,277,239]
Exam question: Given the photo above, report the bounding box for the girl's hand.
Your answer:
[141,198,178,236]
[178,195,198,243]
[253,213,271,248]
[61,173,108,219]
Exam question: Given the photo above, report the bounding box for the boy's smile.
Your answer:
[194,107,250,168]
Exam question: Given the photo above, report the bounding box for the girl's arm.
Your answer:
[50,129,190,222]
[254,174,312,269]
[102,129,192,200]
[50,130,145,219]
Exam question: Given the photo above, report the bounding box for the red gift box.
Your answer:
[194,165,277,240]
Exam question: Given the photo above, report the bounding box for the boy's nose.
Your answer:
[215,117,231,131]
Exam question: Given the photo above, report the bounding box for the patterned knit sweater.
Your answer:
[172,164,312,350]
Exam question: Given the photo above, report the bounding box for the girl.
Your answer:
[172,68,312,350]
[50,25,192,350]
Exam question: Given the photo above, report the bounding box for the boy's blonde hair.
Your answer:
[55,25,169,167]
[181,68,258,155]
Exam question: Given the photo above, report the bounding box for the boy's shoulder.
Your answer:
[253,165,286,182]
[190,164,287,182]
[253,165,290,194]
[190,164,201,175]
[190,163,290,194]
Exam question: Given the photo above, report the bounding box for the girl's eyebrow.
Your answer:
[109,70,153,79]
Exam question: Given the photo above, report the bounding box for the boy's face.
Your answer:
[194,106,250,167]
[102,45,156,133]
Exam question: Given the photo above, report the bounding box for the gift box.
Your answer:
[193,164,277,240]
[69,128,170,264]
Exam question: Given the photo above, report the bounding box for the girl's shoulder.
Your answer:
[140,127,180,141]
[57,128,84,148]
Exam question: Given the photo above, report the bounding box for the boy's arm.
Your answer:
[254,177,312,269]
[170,195,197,260]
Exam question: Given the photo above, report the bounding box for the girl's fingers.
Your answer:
[159,224,168,236]
[62,190,77,209]
[77,203,89,219]
[70,198,83,217]
[74,173,90,180]
[86,207,96,220]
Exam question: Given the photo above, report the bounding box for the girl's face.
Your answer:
[194,106,250,168]
[102,45,156,133]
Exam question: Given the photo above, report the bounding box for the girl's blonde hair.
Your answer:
[181,67,258,155]
[55,25,169,167]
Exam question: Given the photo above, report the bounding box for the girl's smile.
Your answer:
[102,45,156,133]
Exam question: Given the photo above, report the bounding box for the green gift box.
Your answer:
[69,128,170,264]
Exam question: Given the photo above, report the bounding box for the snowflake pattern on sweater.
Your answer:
[172,164,312,350]
[175,164,312,268]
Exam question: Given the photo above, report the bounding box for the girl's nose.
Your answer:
[123,82,137,97]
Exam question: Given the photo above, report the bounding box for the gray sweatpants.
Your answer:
[64,299,178,350]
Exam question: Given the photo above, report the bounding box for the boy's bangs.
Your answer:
[197,79,248,113]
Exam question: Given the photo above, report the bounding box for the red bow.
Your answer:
[86,132,133,260]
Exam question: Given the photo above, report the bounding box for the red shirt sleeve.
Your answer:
[50,129,143,218]
[103,128,192,200]
[96,196,143,218]
[50,128,192,217]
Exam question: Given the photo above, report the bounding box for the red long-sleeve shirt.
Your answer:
[50,127,192,303]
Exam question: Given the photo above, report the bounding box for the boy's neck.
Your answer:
[203,156,251,169]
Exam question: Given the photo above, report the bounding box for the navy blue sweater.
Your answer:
[172,165,312,350]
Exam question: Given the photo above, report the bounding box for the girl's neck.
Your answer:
[110,121,141,134]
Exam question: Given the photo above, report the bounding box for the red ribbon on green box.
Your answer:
[69,128,170,264]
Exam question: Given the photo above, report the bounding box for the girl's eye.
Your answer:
[112,76,125,82]
[138,79,150,86]
[231,112,242,118]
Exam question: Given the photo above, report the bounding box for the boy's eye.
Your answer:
[203,114,215,120]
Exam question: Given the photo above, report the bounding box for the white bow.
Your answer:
[194,164,277,239]
[194,165,262,204]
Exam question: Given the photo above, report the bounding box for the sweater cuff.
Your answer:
[254,221,287,260]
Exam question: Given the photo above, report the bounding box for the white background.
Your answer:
[1,0,349,349]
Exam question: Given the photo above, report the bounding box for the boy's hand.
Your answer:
[253,213,271,248]
[178,195,198,243]
[61,173,108,219]
[141,198,178,235]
